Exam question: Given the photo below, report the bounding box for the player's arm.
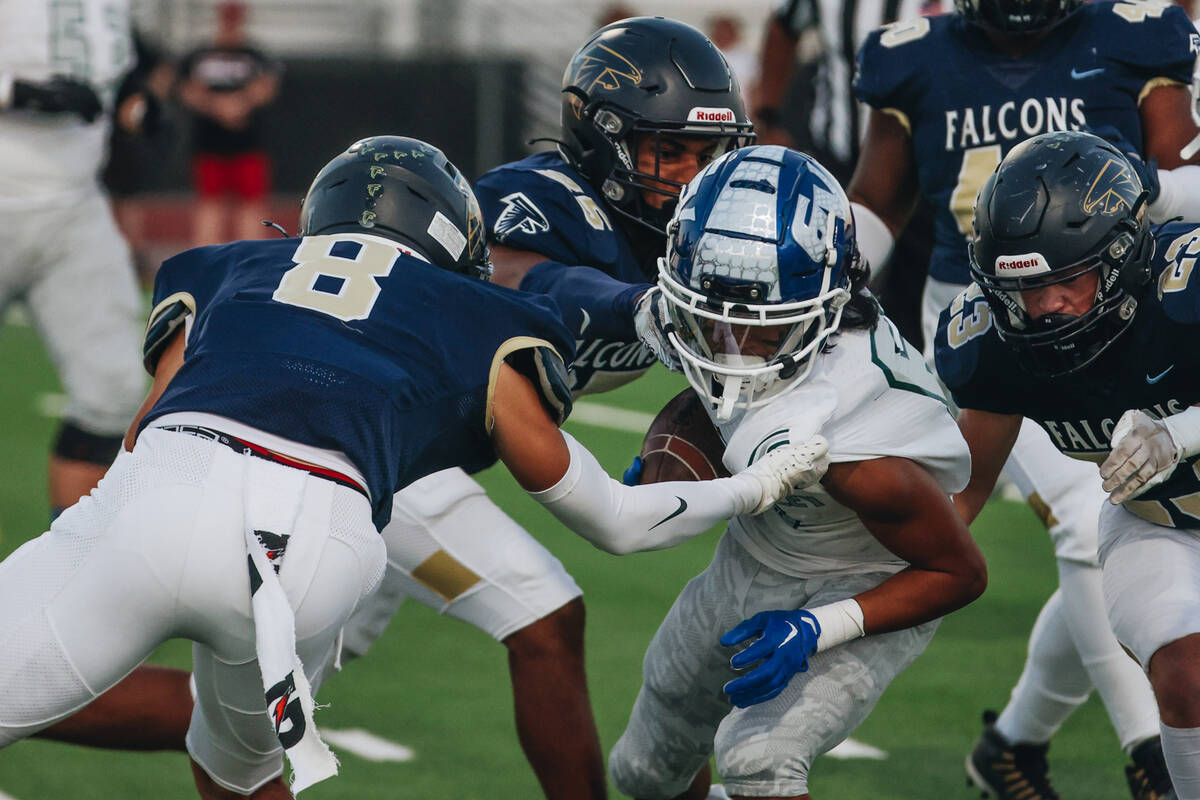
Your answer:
[122,326,186,452]
[489,362,828,554]
[491,242,652,342]
[846,109,919,271]
[953,408,1022,524]
[825,455,988,632]
[720,455,987,708]
[1141,82,1200,222]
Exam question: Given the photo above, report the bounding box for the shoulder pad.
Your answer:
[1154,223,1200,324]
[142,293,194,374]
[933,283,994,389]
[507,344,574,426]
[474,155,620,268]
[1089,1,1196,84]
[852,17,940,125]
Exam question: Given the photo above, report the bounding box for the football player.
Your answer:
[333,16,755,800]
[0,135,827,799]
[609,145,987,800]
[0,0,147,519]
[849,1,1200,795]
[31,18,755,799]
[935,130,1200,800]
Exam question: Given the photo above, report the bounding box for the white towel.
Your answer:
[243,458,339,794]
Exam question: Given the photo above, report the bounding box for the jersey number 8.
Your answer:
[273,235,401,322]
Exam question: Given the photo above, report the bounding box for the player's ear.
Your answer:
[490,363,572,492]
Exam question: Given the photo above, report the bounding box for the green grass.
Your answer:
[0,324,1136,799]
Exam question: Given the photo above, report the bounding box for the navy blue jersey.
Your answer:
[854,2,1197,285]
[139,234,575,530]
[934,222,1200,528]
[474,151,659,395]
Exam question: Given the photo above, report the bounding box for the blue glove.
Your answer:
[720,609,820,708]
[622,455,644,486]
[1085,125,1160,204]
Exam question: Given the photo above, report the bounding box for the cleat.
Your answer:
[1125,737,1176,800]
[964,710,1061,800]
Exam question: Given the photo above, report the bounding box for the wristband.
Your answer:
[1162,404,1200,461]
[808,598,865,653]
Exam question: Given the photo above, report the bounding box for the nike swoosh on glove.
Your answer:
[633,287,682,372]
[720,609,820,708]
[1101,409,1181,504]
[741,436,830,515]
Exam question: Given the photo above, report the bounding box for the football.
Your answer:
[637,388,731,484]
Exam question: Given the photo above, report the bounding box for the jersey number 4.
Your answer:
[273,235,401,322]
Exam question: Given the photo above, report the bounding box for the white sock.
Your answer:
[707,784,731,800]
[1161,723,1200,799]
[1057,560,1160,752]
[996,589,1092,744]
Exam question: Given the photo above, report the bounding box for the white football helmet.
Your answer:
[658,145,857,419]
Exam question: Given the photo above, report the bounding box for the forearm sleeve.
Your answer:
[529,431,760,554]
[519,261,650,341]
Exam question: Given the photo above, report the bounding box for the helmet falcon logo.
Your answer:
[1082,159,1141,216]
[571,44,642,94]
[495,192,551,238]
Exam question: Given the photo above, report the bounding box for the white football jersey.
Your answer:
[0,0,132,202]
[714,318,970,577]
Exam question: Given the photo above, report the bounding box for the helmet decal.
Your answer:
[1082,159,1143,216]
[570,43,643,94]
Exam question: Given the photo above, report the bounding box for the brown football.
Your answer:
[637,388,731,484]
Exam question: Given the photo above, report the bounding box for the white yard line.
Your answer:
[826,737,888,760]
[567,402,655,434]
[0,790,22,799]
[322,728,415,762]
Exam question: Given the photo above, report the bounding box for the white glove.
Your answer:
[739,436,831,515]
[1101,409,1182,504]
[633,287,682,372]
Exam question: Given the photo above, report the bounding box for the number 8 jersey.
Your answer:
[852,1,1196,286]
[138,234,576,531]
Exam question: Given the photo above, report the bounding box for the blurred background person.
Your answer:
[103,28,178,282]
[707,14,758,107]
[177,0,280,245]
[0,0,146,520]
[752,0,940,347]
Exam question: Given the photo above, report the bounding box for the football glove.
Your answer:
[633,287,682,372]
[12,75,103,122]
[740,436,830,515]
[721,608,820,708]
[1101,409,1181,504]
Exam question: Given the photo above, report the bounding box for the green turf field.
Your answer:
[0,316,1138,799]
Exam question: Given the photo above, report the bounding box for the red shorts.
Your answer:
[192,152,271,200]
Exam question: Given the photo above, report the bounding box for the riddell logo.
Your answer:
[688,107,736,123]
[994,252,1051,276]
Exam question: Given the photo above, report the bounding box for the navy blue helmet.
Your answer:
[559,16,755,236]
[969,131,1152,377]
[300,136,492,280]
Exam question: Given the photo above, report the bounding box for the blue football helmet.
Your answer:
[659,145,857,419]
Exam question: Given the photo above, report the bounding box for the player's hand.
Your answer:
[720,608,820,707]
[12,76,103,122]
[633,287,682,372]
[740,436,830,515]
[1101,409,1181,504]
[1085,125,1160,204]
